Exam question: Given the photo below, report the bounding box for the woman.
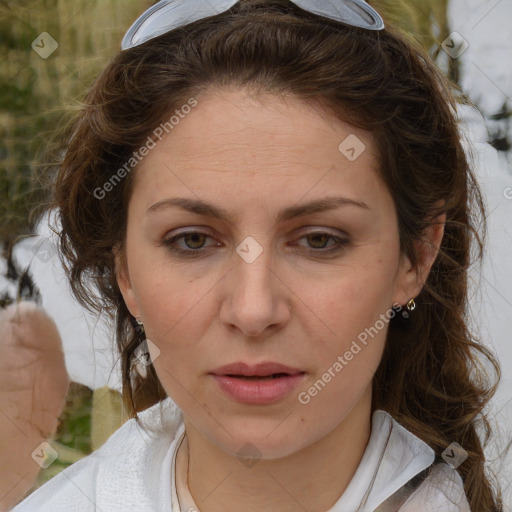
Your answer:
[10,0,503,510]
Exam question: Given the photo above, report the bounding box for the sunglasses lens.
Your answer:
[122,0,238,50]
[122,0,384,50]
[291,0,384,30]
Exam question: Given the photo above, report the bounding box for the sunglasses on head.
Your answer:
[121,0,385,50]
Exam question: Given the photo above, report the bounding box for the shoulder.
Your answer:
[11,398,183,512]
[400,462,471,512]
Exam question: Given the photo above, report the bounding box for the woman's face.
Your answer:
[117,89,418,459]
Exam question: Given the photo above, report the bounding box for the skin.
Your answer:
[0,302,69,511]
[116,88,445,512]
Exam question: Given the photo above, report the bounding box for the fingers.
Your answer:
[0,301,64,352]
[0,300,41,321]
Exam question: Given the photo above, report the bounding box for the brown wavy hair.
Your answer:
[49,1,502,509]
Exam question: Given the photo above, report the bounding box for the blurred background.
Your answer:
[1,0,511,506]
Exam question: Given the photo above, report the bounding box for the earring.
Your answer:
[401,298,416,319]
[134,316,146,340]
[133,316,149,378]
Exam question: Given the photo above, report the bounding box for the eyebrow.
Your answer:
[146,196,369,223]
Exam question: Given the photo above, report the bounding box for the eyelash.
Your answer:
[160,230,350,258]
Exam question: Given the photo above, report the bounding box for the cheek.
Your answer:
[130,247,215,335]
[308,290,389,384]
[131,265,221,392]
[312,257,398,337]
[296,278,390,426]
[298,256,396,387]
[137,281,210,360]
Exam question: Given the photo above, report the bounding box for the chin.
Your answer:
[204,415,316,461]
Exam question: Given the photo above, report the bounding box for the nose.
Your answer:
[219,240,290,339]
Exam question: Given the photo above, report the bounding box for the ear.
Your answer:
[393,212,446,307]
[113,244,140,319]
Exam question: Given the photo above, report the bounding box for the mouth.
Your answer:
[210,362,306,404]
[211,361,304,377]
[224,373,297,381]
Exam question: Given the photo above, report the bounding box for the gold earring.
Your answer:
[401,298,416,319]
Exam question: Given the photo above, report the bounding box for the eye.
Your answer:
[161,230,220,257]
[303,232,334,249]
[160,229,350,258]
[293,230,350,255]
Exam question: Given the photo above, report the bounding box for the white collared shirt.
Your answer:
[11,398,470,511]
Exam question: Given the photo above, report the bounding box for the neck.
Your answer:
[178,390,373,512]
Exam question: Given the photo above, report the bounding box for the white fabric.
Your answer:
[11,398,470,512]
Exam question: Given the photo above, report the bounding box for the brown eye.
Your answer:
[161,230,219,257]
[307,233,331,249]
[182,233,207,249]
[292,230,350,256]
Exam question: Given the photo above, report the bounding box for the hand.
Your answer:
[0,301,69,511]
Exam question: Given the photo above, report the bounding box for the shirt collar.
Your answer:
[329,409,435,511]
[142,400,435,512]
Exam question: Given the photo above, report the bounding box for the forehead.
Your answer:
[132,89,387,214]
[146,89,375,158]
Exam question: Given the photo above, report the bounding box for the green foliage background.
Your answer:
[0,0,152,249]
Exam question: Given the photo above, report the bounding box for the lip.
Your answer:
[210,362,306,404]
[211,362,304,377]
